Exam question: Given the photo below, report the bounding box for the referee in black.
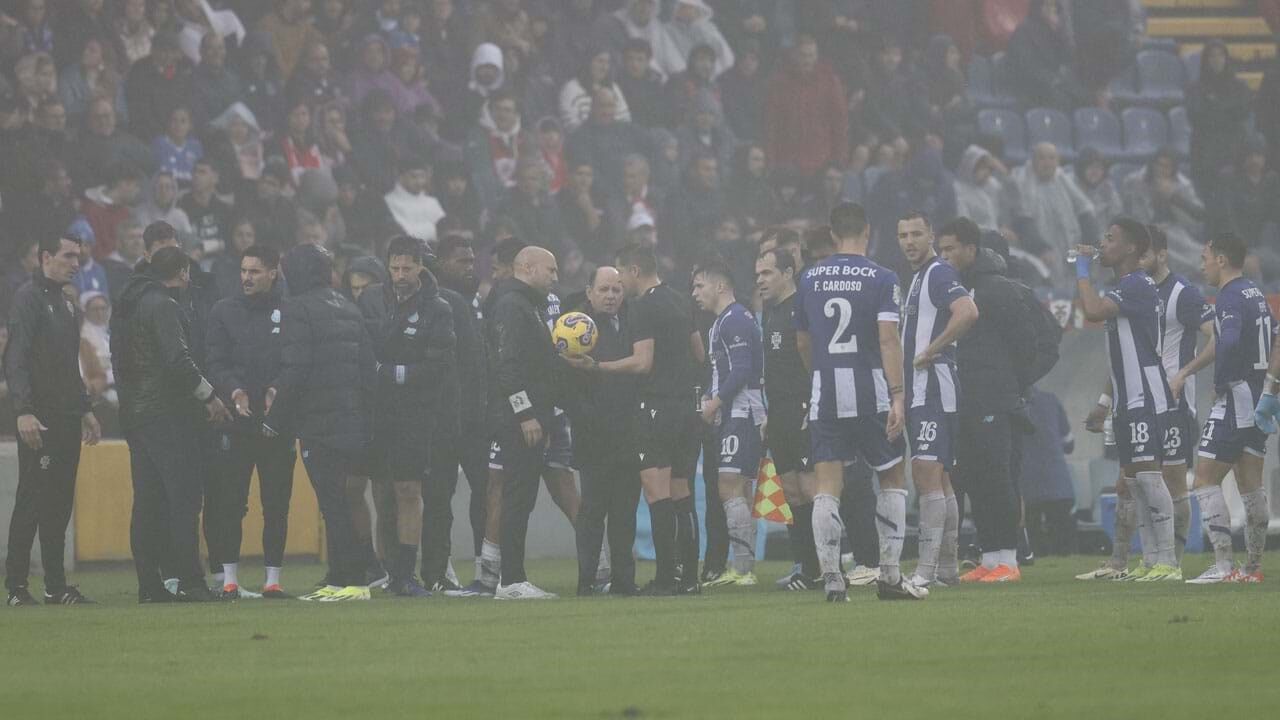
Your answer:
[487,246,562,600]
[568,242,705,595]
[4,234,102,606]
[564,266,641,596]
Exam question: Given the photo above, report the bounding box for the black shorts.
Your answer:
[636,397,700,480]
[766,399,810,475]
[374,435,429,483]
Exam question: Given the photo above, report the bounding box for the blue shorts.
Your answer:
[488,413,574,471]
[718,416,763,476]
[809,413,905,471]
[1198,391,1268,463]
[1113,406,1163,466]
[1162,405,1196,466]
[907,406,955,470]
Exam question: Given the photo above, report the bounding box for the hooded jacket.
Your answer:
[205,279,285,427]
[486,276,561,432]
[2,271,91,420]
[265,244,375,453]
[956,248,1035,415]
[954,144,1003,231]
[357,268,458,446]
[109,267,215,431]
[763,54,848,179]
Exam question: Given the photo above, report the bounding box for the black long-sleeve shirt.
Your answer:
[2,272,90,420]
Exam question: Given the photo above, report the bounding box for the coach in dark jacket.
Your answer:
[205,245,296,597]
[486,246,562,597]
[265,244,375,594]
[111,246,232,601]
[3,235,101,605]
[357,236,457,594]
[564,267,640,595]
[937,218,1034,575]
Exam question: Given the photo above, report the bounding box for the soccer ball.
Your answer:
[552,311,598,357]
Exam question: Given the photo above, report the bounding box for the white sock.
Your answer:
[1242,488,1269,574]
[597,536,612,582]
[876,488,907,585]
[915,492,946,582]
[812,493,845,591]
[1195,485,1234,574]
[480,539,501,587]
[1172,493,1190,565]
[940,494,959,580]
[265,566,281,587]
[1111,496,1137,569]
[999,548,1018,568]
[1129,477,1157,566]
[221,564,238,588]
[725,496,756,574]
[474,556,483,581]
[981,551,1000,570]
[1136,471,1176,566]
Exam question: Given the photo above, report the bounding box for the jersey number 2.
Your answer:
[824,298,858,355]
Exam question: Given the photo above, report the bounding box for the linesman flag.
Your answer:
[752,457,793,524]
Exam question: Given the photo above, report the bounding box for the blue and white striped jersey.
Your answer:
[901,255,968,413]
[1212,276,1274,401]
[795,253,900,421]
[1105,270,1171,414]
[1156,272,1212,413]
[708,302,765,421]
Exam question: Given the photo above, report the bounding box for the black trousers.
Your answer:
[5,417,81,592]
[127,420,204,590]
[954,412,1019,553]
[841,458,880,567]
[1026,499,1077,556]
[421,419,489,583]
[700,425,728,573]
[497,424,544,585]
[575,456,640,591]
[300,442,363,586]
[210,430,297,568]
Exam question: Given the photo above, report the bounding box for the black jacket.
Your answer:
[562,293,638,468]
[956,249,1036,415]
[357,269,458,444]
[110,270,214,432]
[486,277,561,432]
[206,281,285,427]
[438,284,487,429]
[265,245,375,453]
[2,272,90,420]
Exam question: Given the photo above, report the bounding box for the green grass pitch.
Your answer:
[4,556,1279,719]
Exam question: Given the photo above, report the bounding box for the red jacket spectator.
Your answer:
[763,37,848,180]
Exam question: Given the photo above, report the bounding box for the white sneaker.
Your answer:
[1186,565,1233,585]
[907,573,938,589]
[163,578,180,595]
[235,586,263,599]
[1075,564,1127,581]
[845,565,879,587]
[495,581,559,600]
[775,563,804,588]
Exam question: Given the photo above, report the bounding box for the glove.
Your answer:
[1255,393,1280,434]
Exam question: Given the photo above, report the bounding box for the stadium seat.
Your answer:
[978,108,1028,165]
[1109,161,1142,188]
[1135,49,1186,106]
[967,54,1018,109]
[1107,64,1143,107]
[1072,107,1123,158]
[1183,51,1201,84]
[1025,108,1075,161]
[1168,106,1191,159]
[1120,107,1169,161]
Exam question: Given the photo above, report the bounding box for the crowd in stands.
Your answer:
[1,0,1279,427]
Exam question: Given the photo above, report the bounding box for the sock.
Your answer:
[1172,493,1190,565]
[1128,478,1157,567]
[811,493,845,591]
[648,499,677,585]
[480,539,501,588]
[724,496,756,574]
[474,556,483,582]
[1136,471,1176,566]
[221,564,238,589]
[791,502,819,577]
[915,492,946,583]
[675,495,700,583]
[1242,488,1269,574]
[940,494,959,580]
[1111,496,1137,569]
[1195,486,1234,574]
[394,543,418,581]
[999,548,1018,568]
[265,566,281,588]
[211,572,224,587]
[597,536,612,583]
[981,551,999,570]
[876,488,907,585]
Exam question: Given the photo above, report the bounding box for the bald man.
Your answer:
[565,267,642,595]
[483,247,564,599]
